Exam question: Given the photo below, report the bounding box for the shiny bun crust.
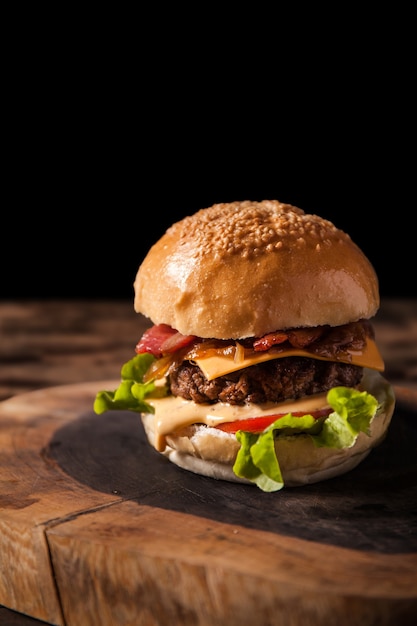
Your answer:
[140,370,395,488]
[134,200,380,339]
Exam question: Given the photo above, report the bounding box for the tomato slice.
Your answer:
[215,408,333,434]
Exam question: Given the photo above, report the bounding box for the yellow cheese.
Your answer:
[148,391,330,451]
[192,337,384,381]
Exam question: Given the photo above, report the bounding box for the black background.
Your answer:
[5,130,413,301]
[3,24,415,302]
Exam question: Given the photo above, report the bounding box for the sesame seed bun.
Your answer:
[134,200,379,338]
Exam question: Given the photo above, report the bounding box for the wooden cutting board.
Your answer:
[0,382,416,626]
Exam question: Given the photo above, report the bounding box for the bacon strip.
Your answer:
[136,324,196,358]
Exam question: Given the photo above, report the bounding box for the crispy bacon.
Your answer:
[135,324,196,358]
[161,331,197,354]
[253,332,288,351]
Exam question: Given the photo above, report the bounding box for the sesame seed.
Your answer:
[168,200,349,258]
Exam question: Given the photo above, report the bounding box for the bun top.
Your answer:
[134,200,380,338]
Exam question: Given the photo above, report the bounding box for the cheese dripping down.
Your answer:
[148,391,330,452]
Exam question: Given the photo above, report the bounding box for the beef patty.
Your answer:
[168,357,363,405]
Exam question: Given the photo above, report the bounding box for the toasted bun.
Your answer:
[140,370,395,488]
[134,200,379,339]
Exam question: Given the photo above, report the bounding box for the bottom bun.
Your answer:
[140,370,395,488]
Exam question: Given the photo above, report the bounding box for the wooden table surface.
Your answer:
[0,299,416,626]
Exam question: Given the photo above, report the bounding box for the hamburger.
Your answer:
[94,200,395,492]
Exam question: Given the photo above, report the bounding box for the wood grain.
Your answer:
[0,381,120,625]
[0,381,416,625]
[0,300,149,401]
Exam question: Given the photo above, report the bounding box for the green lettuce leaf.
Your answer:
[94,353,168,415]
[233,385,381,493]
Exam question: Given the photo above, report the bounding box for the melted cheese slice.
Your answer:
[192,337,384,381]
[148,391,329,452]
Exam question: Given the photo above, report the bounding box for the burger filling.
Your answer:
[94,319,393,492]
[141,318,374,405]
